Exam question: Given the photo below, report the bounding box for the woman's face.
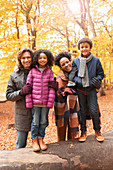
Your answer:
[59,57,72,72]
[21,52,32,69]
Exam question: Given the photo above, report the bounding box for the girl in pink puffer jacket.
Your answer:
[26,49,55,152]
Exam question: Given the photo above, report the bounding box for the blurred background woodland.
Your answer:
[0,0,113,99]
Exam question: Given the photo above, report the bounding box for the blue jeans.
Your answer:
[31,106,49,139]
[77,89,101,132]
[16,131,28,148]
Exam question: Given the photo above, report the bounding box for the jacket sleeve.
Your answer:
[72,59,82,86]
[69,63,78,82]
[26,70,33,108]
[96,59,104,80]
[47,70,55,108]
[6,74,23,101]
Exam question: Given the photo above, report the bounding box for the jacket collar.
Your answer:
[14,66,30,74]
[36,65,48,71]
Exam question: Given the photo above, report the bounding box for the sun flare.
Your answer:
[67,0,80,14]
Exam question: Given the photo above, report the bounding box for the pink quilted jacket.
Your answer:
[26,65,55,108]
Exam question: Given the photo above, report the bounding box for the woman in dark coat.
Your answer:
[6,47,33,148]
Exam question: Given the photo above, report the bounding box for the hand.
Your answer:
[64,87,73,95]
[48,78,58,91]
[92,77,102,89]
[20,84,32,96]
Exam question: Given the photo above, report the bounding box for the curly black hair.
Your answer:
[33,49,54,68]
[55,51,71,68]
[78,37,93,50]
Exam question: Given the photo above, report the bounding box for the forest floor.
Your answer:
[0,88,113,150]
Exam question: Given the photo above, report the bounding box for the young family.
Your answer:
[6,37,104,152]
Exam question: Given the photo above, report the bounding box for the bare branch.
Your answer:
[49,25,66,37]
[100,21,112,38]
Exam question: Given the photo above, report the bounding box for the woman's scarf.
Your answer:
[62,69,69,79]
[78,53,93,87]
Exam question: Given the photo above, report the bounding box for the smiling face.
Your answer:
[20,52,32,69]
[59,57,72,73]
[79,42,91,58]
[38,53,48,68]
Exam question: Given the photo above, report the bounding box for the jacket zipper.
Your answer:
[41,74,43,104]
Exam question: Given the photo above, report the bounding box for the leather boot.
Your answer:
[32,138,40,152]
[38,138,47,151]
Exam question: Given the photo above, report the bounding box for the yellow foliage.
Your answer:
[0,0,112,98]
[52,65,60,77]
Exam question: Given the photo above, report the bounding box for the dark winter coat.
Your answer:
[6,68,32,132]
[72,55,104,91]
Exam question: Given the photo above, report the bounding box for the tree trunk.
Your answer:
[26,13,31,48]
[86,0,97,38]
[65,27,70,52]
[15,4,20,49]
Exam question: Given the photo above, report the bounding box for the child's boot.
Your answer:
[38,138,47,151]
[32,138,40,152]
[79,131,87,142]
[95,131,104,142]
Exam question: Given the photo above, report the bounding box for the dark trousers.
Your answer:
[77,89,101,132]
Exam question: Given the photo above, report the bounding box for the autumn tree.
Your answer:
[0,0,112,98]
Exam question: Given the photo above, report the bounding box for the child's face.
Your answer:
[38,53,48,68]
[60,57,72,73]
[79,42,91,58]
